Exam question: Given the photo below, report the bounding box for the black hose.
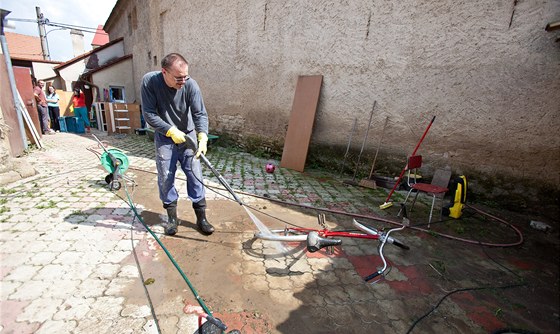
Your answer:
[405,283,526,334]
[491,329,539,334]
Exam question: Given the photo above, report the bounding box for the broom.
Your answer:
[359,116,389,189]
[379,116,436,209]
[344,101,376,186]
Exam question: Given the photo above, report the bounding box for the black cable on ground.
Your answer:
[491,328,539,334]
[405,283,526,334]
[407,232,532,334]
[477,242,537,333]
[480,245,525,282]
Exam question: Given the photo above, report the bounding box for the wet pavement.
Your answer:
[0,130,558,334]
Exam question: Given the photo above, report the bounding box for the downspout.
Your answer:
[1,9,28,149]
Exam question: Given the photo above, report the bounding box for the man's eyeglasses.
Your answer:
[164,69,190,83]
[172,75,190,83]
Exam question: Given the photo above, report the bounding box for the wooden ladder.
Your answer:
[114,106,131,134]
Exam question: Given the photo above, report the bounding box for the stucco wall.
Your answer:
[105,0,560,189]
[58,60,88,91]
[91,58,136,103]
[32,62,57,81]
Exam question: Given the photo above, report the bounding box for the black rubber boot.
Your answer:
[164,203,178,236]
[193,200,214,235]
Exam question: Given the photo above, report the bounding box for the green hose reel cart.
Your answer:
[100,148,129,190]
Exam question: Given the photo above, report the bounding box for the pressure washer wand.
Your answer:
[185,135,243,205]
[199,152,242,205]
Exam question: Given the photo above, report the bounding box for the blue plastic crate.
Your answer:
[65,117,76,133]
[74,118,85,134]
[59,117,68,132]
[65,117,85,133]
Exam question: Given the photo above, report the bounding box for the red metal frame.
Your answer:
[288,227,381,241]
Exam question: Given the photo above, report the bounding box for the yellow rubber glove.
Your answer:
[166,126,187,144]
[196,132,208,158]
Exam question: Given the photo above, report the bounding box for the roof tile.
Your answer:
[5,32,44,61]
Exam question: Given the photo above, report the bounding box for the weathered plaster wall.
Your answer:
[32,62,57,81]
[58,60,88,91]
[91,58,136,103]
[106,0,560,188]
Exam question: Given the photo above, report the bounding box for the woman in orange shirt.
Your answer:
[72,88,90,132]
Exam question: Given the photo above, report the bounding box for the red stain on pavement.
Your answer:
[399,266,422,279]
[345,255,384,278]
[0,300,40,333]
[452,291,476,303]
[464,305,505,332]
[508,259,535,270]
[212,311,273,334]
[383,265,435,294]
[394,266,436,294]
[0,266,13,280]
[386,278,434,294]
[386,280,415,293]
[451,291,506,332]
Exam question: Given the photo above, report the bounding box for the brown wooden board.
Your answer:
[57,90,75,116]
[280,75,323,172]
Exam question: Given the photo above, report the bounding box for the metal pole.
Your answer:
[36,7,50,60]
[368,116,389,179]
[339,117,357,178]
[352,101,376,180]
[0,9,28,149]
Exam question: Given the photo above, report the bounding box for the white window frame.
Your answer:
[109,86,126,103]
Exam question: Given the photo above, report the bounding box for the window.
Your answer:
[109,86,126,103]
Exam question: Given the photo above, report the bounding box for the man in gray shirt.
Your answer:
[141,53,214,236]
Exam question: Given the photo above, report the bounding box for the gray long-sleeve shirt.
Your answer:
[140,71,209,135]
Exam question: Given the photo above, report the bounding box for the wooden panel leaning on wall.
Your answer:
[56,90,75,117]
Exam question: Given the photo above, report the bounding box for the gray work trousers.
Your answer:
[154,131,205,207]
[37,104,50,133]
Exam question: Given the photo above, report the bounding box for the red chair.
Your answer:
[399,155,451,227]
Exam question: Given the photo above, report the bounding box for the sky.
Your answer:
[2,0,118,61]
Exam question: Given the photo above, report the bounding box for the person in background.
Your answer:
[46,85,61,132]
[33,80,54,135]
[140,53,213,236]
[72,88,90,132]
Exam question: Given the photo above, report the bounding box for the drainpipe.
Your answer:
[1,9,28,149]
